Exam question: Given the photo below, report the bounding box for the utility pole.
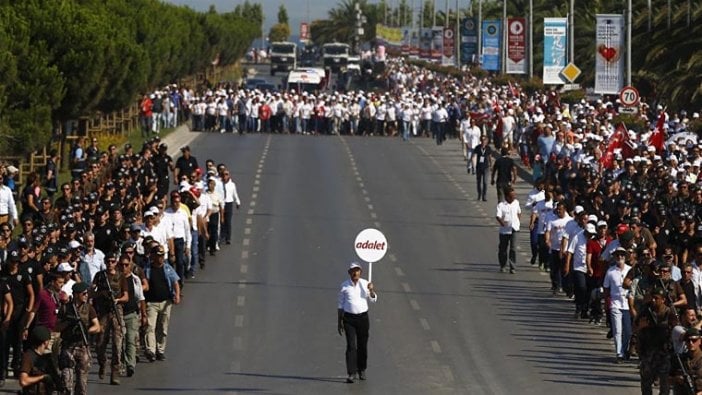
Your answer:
[477,0,482,62]
[456,0,461,67]
[502,0,507,74]
[355,1,365,55]
[568,0,574,65]
[529,0,533,78]
[432,0,437,27]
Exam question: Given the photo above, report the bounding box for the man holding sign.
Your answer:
[337,262,378,383]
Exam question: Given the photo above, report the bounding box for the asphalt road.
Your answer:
[76,132,640,394]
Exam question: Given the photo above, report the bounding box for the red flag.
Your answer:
[599,124,627,169]
[648,111,666,153]
[620,123,637,159]
[508,81,519,98]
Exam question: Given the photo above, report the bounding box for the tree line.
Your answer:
[312,0,702,111]
[0,0,260,157]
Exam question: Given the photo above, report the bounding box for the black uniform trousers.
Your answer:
[343,311,369,375]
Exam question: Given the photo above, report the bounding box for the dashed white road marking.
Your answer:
[401,282,411,292]
[419,318,431,330]
[364,197,371,202]
[389,254,397,262]
[240,264,248,274]
[244,228,251,235]
[237,296,246,307]
[442,366,455,382]
[253,186,260,192]
[247,209,254,215]
[367,204,374,210]
[234,315,244,328]
[431,340,442,354]
[241,251,249,259]
[232,336,243,350]
[251,193,258,199]
[395,267,405,276]
[409,299,420,311]
[246,218,253,225]
[249,201,256,207]
[373,221,381,228]
[370,212,377,219]
[243,239,250,246]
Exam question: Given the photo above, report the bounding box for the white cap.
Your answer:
[57,262,74,273]
[349,262,362,270]
[574,205,585,215]
[588,215,598,223]
[68,240,81,249]
[586,223,597,233]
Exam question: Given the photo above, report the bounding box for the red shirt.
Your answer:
[587,236,612,280]
[259,104,271,120]
[35,288,60,331]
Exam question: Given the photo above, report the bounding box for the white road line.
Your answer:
[253,186,260,192]
[247,209,254,215]
[229,361,241,372]
[244,228,251,235]
[237,296,246,307]
[238,283,246,289]
[401,283,411,292]
[240,264,248,274]
[356,177,362,182]
[232,336,243,350]
[249,201,256,207]
[251,193,258,199]
[409,299,420,311]
[243,239,250,246]
[362,189,368,195]
[255,174,261,178]
[431,340,442,354]
[364,197,371,202]
[241,251,249,259]
[389,254,397,262]
[254,180,260,185]
[234,315,244,328]
[395,267,404,276]
[359,183,365,188]
[442,365,455,382]
[374,221,381,228]
[367,204,374,210]
[419,318,430,330]
[370,213,377,219]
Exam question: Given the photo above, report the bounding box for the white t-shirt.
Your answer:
[603,264,631,310]
[546,214,571,251]
[567,229,588,273]
[496,199,521,234]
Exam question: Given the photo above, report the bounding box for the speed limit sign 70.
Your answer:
[619,86,640,107]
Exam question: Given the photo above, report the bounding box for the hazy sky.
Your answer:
[164,0,329,36]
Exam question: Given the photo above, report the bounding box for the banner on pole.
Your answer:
[543,18,567,84]
[594,14,625,95]
[460,17,478,64]
[409,28,419,57]
[375,24,403,50]
[419,28,432,60]
[431,26,444,62]
[442,26,456,66]
[481,20,501,71]
[300,23,310,42]
[506,17,527,74]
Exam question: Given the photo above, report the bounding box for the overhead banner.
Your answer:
[375,24,403,50]
[506,18,527,74]
[595,14,625,95]
[431,26,443,62]
[442,26,456,66]
[419,28,432,60]
[543,18,567,84]
[481,20,501,71]
[460,17,478,64]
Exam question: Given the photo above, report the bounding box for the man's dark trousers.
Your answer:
[343,312,369,375]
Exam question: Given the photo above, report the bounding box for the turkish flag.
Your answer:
[648,111,666,153]
[599,124,627,169]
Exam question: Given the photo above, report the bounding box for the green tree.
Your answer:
[310,0,381,45]
[269,23,291,42]
[278,4,289,25]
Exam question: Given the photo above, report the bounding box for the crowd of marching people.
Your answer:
[0,117,240,392]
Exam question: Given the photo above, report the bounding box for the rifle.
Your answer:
[659,279,696,395]
[101,271,124,328]
[70,301,89,347]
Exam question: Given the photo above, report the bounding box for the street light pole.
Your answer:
[502,0,507,74]
[627,0,632,86]
[568,0,574,65]
[477,0,482,63]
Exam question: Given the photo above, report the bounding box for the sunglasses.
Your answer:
[125,250,135,254]
[686,338,701,343]
[119,263,131,267]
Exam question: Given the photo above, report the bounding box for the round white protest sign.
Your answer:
[354,228,388,263]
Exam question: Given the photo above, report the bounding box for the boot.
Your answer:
[98,364,105,380]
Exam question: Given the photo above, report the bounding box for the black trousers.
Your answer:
[343,312,369,375]
[207,213,220,254]
[222,202,233,243]
[476,167,488,200]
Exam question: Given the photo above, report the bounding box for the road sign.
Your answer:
[619,106,638,114]
[560,63,582,83]
[619,86,640,107]
[354,228,388,282]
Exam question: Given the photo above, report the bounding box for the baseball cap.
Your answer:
[72,282,89,294]
[349,262,362,270]
[574,206,585,215]
[613,247,627,255]
[57,262,74,273]
[597,220,608,228]
[68,240,81,250]
[585,223,597,233]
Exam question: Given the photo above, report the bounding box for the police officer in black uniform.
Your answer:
[153,143,174,198]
